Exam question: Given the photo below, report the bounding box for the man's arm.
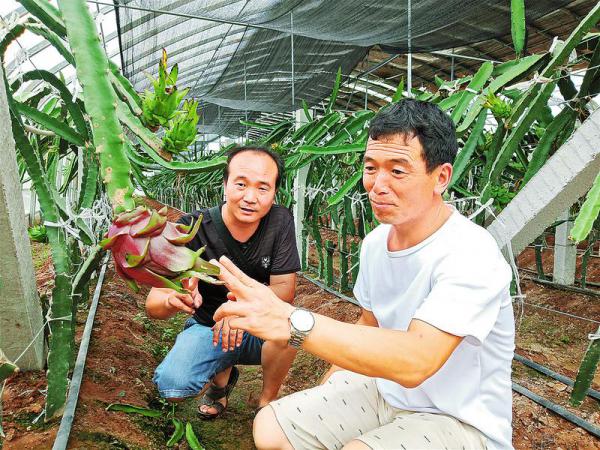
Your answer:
[269,273,296,303]
[319,308,378,384]
[212,256,463,388]
[305,315,461,388]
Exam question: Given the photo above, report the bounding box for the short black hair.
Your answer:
[223,145,284,189]
[368,99,458,172]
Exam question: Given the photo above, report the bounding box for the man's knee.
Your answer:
[253,406,293,450]
[342,440,371,450]
[153,364,203,400]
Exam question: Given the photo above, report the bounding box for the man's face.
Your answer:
[363,133,450,226]
[224,151,278,224]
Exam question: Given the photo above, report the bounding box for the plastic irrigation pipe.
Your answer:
[514,354,600,402]
[53,255,109,450]
[300,272,600,437]
[512,382,600,438]
[521,274,600,298]
[300,273,360,306]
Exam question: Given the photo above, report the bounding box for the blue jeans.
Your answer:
[153,317,263,399]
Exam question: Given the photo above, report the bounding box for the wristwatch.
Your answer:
[288,308,315,349]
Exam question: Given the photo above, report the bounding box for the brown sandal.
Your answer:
[198,366,239,420]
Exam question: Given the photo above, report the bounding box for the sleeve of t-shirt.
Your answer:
[413,243,512,345]
[270,209,301,275]
[352,241,372,311]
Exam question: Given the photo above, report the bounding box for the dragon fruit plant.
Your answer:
[58,0,220,293]
[141,49,189,131]
[162,99,200,154]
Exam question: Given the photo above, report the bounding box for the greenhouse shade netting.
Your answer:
[116,0,572,136]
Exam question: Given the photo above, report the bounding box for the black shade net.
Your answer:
[117,0,573,137]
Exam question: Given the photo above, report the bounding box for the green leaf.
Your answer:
[570,171,600,243]
[302,99,311,122]
[542,4,600,79]
[58,0,135,212]
[482,80,556,201]
[13,102,85,146]
[522,107,576,185]
[13,70,89,140]
[326,67,342,114]
[449,110,486,190]
[391,77,404,102]
[457,54,545,133]
[450,62,494,124]
[239,120,280,130]
[138,140,227,172]
[299,143,365,155]
[327,171,363,206]
[18,0,67,37]
[185,422,205,450]
[569,325,600,406]
[511,0,526,56]
[438,91,462,111]
[167,418,185,447]
[0,349,18,383]
[106,403,163,417]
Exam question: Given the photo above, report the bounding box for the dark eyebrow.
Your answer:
[389,158,412,165]
[363,156,412,166]
[233,175,273,187]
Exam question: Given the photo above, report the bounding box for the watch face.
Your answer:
[291,309,314,332]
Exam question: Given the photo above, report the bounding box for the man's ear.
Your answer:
[434,163,453,195]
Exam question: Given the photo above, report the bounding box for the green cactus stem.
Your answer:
[58,0,135,213]
[0,349,18,383]
[6,83,75,420]
[570,326,600,406]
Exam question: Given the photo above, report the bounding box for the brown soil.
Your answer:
[2,208,599,449]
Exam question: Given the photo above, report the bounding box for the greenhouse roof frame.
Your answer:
[2,0,599,139]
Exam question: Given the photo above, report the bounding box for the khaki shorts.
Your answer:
[270,370,487,450]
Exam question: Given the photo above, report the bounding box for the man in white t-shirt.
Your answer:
[210,99,515,450]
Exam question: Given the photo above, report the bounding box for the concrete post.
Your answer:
[293,108,312,264]
[553,210,577,285]
[488,107,600,259]
[0,65,45,370]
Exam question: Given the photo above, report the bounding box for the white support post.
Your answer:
[488,107,600,260]
[0,65,45,370]
[406,0,412,97]
[293,108,312,264]
[553,210,577,285]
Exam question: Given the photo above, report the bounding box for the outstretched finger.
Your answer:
[209,259,248,294]
[227,316,251,334]
[218,256,258,287]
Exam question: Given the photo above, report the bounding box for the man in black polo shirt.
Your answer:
[146,146,300,419]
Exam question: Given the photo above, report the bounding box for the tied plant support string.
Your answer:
[0,314,72,435]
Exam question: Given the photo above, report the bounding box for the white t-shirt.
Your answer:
[353,207,515,450]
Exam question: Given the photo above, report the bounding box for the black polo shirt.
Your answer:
[177,203,300,327]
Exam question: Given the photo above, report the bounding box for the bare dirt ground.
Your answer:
[2,207,599,449]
